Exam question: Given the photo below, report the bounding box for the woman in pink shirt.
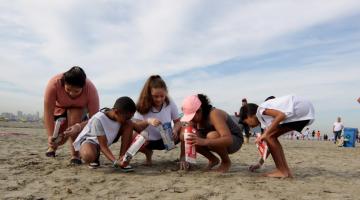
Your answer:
[44,66,99,164]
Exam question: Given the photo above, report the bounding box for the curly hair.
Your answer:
[197,94,213,120]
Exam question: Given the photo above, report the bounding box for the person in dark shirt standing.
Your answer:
[235,98,250,143]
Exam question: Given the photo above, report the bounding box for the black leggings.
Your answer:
[279,120,310,133]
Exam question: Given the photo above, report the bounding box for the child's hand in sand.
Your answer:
[249,163,262,172]
[63,123,82,137]
[249,158,264,172]
[118,159,128,168]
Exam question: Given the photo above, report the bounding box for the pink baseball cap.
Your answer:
[181,95,202,122]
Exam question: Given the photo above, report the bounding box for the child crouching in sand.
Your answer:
[179,94,243,173]
[240,95,315,178]
[72,96,136,171]
[132,75,181,166]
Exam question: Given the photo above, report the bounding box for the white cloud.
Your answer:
[168,53,360,134]
[0,0,360,132]
[2,1,359,87]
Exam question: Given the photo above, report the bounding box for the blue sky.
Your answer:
[0,0,359,134]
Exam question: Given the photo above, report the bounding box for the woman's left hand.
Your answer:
[187,133,207,146]
[147,118,161,127]
[63,123,82,137]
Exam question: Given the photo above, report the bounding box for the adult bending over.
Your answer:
[44,66,99,164]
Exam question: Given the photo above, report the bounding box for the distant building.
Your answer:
[17,111,23,120]
[0,111,41,122]
[1,112,16,121]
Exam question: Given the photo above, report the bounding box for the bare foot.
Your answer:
[143,160,152,166]
[204,158,220,171]
[143,150,153,166]
[263,169,293,178]
[212,161,231,173]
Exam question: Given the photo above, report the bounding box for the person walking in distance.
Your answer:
[333,117,344,144]
[236,98,250,143]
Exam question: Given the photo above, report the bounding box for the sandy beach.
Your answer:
[1,124,359,200]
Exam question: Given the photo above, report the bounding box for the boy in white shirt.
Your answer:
[73,96,136,171]
[240,95,315,178]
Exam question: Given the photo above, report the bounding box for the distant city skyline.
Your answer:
[0,110,41,122]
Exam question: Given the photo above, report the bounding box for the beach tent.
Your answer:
[343,127,358,147]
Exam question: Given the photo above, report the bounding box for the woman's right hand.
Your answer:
[147,118,161,127]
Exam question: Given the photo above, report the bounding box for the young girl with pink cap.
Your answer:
[180,94,243,173]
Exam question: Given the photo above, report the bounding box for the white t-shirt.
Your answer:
[73,112,120,151]
[133,98,180,141]
[256,95,315,129]
[303,129,310,136]
[333,122,343,132]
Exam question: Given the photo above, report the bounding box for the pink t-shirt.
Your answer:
[44,73,100,120]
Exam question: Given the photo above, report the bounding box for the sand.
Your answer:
[1,124,360,200]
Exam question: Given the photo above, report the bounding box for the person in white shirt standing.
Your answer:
[333,117,344,144]
[303,127,310,140]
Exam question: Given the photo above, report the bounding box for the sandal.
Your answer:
[88,157,100,169]
[70,158,82,165]
[88,162,100,169]
[120,165,134,173]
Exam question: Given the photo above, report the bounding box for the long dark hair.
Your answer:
[61,66,86,87]
[239,103,258,122]
[197,94,213,120]
[136,75,170,114]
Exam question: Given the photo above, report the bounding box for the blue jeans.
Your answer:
[333,131,342,143]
